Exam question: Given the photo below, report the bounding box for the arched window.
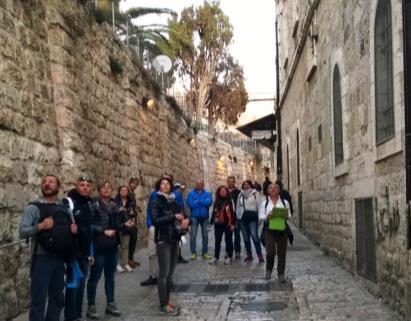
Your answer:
[333,65,344,165]
[375,0,395,144]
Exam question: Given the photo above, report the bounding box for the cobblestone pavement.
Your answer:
[14,225,404,321]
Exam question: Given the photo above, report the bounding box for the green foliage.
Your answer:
[109,56,123,76]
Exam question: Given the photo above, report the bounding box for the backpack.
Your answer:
[30,202,76,257]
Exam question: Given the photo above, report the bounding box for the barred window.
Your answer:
[375,0,395,144]
[333,65,344,165]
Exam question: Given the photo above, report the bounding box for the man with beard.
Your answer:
[63,175,94,321]
[20,175,78,321]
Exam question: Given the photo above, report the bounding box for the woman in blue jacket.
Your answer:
[186,179,213,260]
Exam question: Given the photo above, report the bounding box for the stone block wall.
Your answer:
[0,1,265,319]
[277,0,410,315]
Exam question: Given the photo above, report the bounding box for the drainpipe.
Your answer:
[275,19,282,178]
[403,0,411,250]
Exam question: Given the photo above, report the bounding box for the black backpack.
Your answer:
[30,202,76,257]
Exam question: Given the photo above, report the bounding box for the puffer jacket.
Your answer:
[186,189,213,219]
[150,193,184,243]
[236,189,262,220]
[91,197,125,250]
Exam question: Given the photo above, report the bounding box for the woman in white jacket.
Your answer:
[259,183,290,282]
[236,180,264,263]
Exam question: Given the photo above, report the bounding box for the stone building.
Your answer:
[276,0,411,315]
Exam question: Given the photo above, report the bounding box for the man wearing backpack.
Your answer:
[63,175,94,321]
[19,174,78,321]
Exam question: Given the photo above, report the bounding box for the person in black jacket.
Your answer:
[151,177,189,315]
[63,175,94,321]
[227,176,241,258]
[275,179,293,214]
[86,181,134,319]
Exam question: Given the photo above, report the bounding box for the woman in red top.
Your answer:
[209,186,235,265]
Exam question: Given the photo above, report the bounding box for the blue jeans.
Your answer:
[190,217,208,255]
[29,255,65,321]
[239,219,262,257]
[87,247,118,306]
[64,258,89,321]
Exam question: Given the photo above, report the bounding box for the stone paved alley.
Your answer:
[14,225,403,321]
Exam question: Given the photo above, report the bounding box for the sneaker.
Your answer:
[202,253,211,260]
[224,257,232,265]
[159,305,179,316]
[278,274,286,283]
[140,276,157,286]
[124,264,134,272]
[116,264,125,273]
[209,258,218,265]
[235,252,241,259]
[177,255,189,264]
[190,253,197,260]
[86,305,100,320]
[257,254,265,263]
[265,270,272,280]
[105,303,121,316]
[243,256,253,262]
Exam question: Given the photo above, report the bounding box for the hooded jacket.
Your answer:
[235,189,261,220]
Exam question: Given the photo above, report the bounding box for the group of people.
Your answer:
[20,173,293,320]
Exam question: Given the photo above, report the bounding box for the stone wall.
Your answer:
[277,0,411,315]
[0,1,264,319]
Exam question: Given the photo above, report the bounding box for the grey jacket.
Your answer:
[236,189,262,220]
[19,198,73,255]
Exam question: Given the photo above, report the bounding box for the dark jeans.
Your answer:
[233,224,241,254]
[87,247,118,306]
[190,217,208,255]
[214,225,233,259]
[29,255,65,321]
[239,219,262,257]
[265,230,287,275]
[128,227,138,261]
[64,258,89,321]
[156,241,178,307]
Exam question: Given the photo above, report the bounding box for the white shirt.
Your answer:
[259,196,291,221]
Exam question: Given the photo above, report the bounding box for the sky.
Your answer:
[120,0,276,126]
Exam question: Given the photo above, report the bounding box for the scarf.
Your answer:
[157,191,176,202]
[241,189,253,199]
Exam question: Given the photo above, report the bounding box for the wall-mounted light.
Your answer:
[248,160,254,167]
[142,96,157,109]
[219,155,225,162]
[189,138,196,147]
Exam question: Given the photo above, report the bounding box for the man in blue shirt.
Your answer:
[187,179,213,260]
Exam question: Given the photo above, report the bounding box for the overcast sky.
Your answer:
[120,0,276,125]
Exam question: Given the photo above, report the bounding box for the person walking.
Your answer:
[63,175,94,321]
[86,181,134,319]
[187,179,213,260]
[174,182,189,263]
[259,183,291,282]
[20,174,78,321]
[115,185,137,273]
[151,177,189,315]
[226,176,241,259]
[127,178,140,267]
[262,176,272,197]
[236,180,264,263]
[209,186,235,265]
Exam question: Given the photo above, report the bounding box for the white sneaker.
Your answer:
[116,264,125,273]
[209,258,218,265]
[224,257,232,265]
[124,264,134,272]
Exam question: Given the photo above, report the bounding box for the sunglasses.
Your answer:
[78,176,93,183]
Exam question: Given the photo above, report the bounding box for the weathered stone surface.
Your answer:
[277,0,409,316]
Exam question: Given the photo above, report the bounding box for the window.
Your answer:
[297,129,300,185]
[308,136,312,151]
[333,65,344,165]
[375,0,395,144]
[318,124,322,143]
[287,144,290,190]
